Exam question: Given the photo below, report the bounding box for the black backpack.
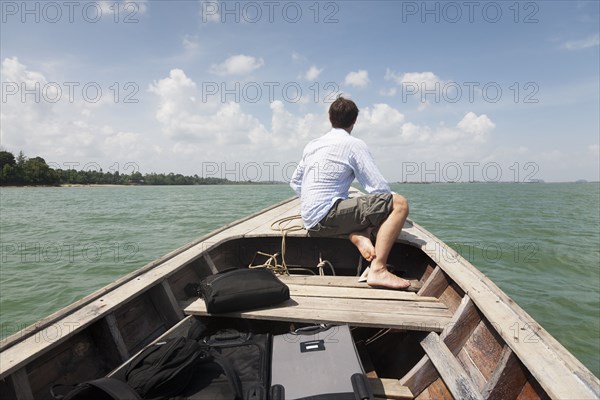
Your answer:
[53,335,243,400]
[123,337,207,399]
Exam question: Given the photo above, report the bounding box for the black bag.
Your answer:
[116,335,244,400]
[51,378,142,400]
[183,329,271,400]
[52,325,266,400]
[200,268,290,314]
[122,336,206,399]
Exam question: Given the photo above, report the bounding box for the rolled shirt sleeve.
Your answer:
[289,160,304,197]
[350,140,391,194]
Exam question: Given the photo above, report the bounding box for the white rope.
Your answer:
[248,214,336,276]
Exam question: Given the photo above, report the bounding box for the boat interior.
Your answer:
[0,233,557,399]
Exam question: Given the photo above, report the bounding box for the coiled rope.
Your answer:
[248,214,336,276]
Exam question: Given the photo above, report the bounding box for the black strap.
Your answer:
[86,378,143,400]
[351,373,374,400]
[50,378,141,400]
[210,349,244,400]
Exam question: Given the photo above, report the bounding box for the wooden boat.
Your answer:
[1,191,598,399]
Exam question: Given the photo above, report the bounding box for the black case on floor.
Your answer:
[183,329,271,400]
[270,325,374,400]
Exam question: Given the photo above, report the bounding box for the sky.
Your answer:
[1,0,599,183]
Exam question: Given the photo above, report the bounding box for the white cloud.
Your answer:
[182,35,200,53]
[385,69,444,91]
[379,87,397,97]
[291,52,304,62]
[0,57,148,164]
[359,103,405,137]
[344,70,370,88]
[148,68,269,146]
[352,106,500,182]
[98,0,148,16]
[267,100,329,149]
[457,112,496,141]
[1,56,46,85]
[304,65,323,81]
[210,54,265,76]
[352,104,497,179]
[104,131,140,148]
[383,69,454,107]
[561,33,600,50]
[417,100,429,112]
[148,68,200,128]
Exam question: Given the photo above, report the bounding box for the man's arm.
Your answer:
[289,160,304,197]
[350,141,391,194]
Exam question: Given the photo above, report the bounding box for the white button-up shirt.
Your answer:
[290,128,391,229]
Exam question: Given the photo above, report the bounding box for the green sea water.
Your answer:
[0,183,598,376]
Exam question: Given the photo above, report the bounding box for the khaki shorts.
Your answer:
[308,193,393,237]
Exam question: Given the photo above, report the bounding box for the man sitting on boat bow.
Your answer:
[290,96,411,290]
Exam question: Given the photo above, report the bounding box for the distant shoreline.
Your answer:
[1,182,287,188]
[0,181,597,189]
[61,184,126,187]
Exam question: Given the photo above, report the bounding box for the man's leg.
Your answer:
[349,228,376,261]
[366,194,411,289]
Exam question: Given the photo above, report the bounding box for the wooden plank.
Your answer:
[104,313,129,361]
[439,296,481,349]
[417,377,454,400]
[461,319,505,384]
[400,296,481,396]
[207,198,303,243]
[279,275,369,288]
[184,298,451,332]
[409,221,600,399]
[400,356,436,398]
[203,254,218,274]
[457,348,486,390]
[287,283,440,303]
[417,266,449,297]
[161,280,186,320]
[246,204,305,237]
[482,345,529,400]
[420,332,483,400]
[147,281,185,324]
[11,368,34,400]
[368,378,413,399]
[296,297,445,314]
[280,274,435,302]
[275,296,451,317]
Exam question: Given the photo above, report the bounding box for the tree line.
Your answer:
[0,150,237,186]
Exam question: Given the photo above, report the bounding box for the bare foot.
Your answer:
[349,232,376,261]
[366,264,411,290]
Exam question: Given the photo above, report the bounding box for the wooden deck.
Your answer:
[184,275,454,332]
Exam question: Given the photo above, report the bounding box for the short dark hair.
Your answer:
[329,96,359,129]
